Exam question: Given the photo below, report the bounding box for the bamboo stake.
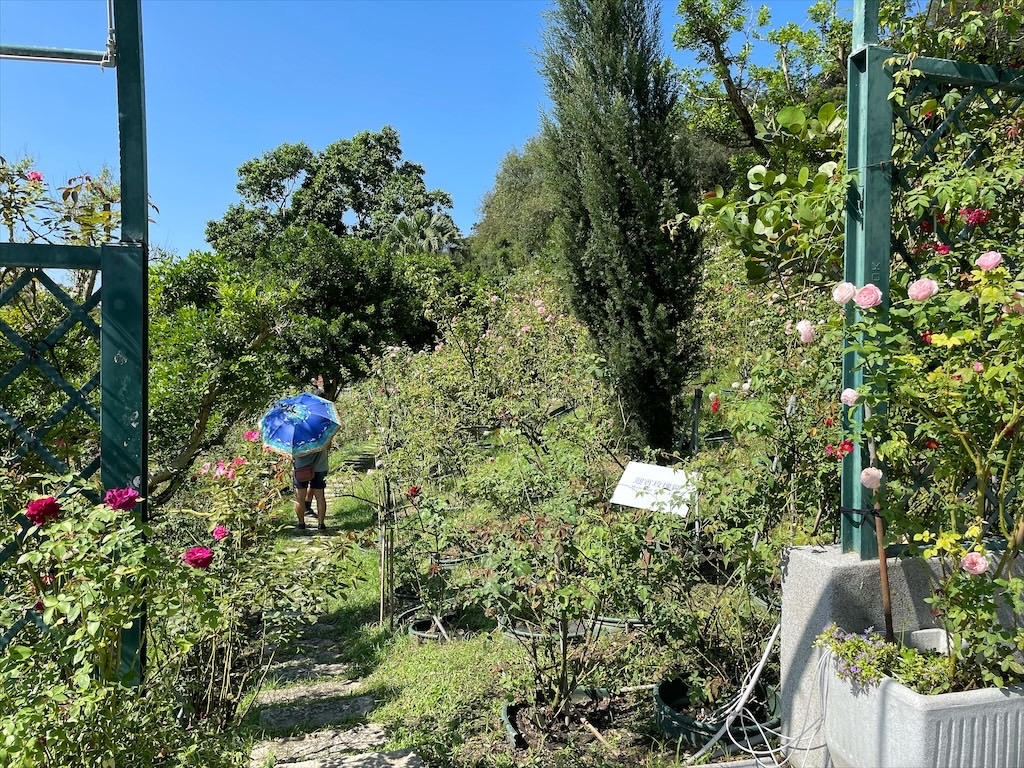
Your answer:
[579,716,611,748]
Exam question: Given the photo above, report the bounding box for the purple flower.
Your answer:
[104,487,140,511]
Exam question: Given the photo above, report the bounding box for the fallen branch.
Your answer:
[579,716,611,749]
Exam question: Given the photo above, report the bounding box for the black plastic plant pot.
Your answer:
[502,688,610,750]
[407,614,456,643]
[653,678,779,753]
[592,616,647,636]
[703,428,733,447]
[503,617,591,642]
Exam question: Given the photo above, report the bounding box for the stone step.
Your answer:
[257,679,362,708]
[281,750,422,768]
[266,657,352,684]
[259,694,377,731]
[249,723,387,767]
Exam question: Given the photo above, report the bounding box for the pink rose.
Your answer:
[243,430,260,441]
[26,170,43,182]
[104,487,140,511]
[796,319,815,344]
[211,525,230,541]
[832,282,857,304]
[233,457,247,466]
[854,284,883,309]
[860,467,883,491]
[1003,292,1024,314]
[199,462,211,474]
[973,362,984,373]
[961,551,989,575]
[537,305,547,315]
[181,547,214,569]
[25,496,61,527]
[840,388,860,407]
[907,278,939,301]
[975,251,1003,270]
[784,320,793,336]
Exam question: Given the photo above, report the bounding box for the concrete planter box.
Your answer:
[825,662,1024,768]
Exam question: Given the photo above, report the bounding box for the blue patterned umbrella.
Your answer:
[260,393,341,457]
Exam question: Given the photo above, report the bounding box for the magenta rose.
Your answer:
[104,487,140,511]
[907,278,939,301]
[860,467,883,490]
[854,284,883,309]
[211,525,230,541]
[181,547,214,569]
[25,496,61,526]
[975,251,1003,271]
[831,281,857,305]
[840,388,860,407]
[961,551,989,575]
[795,319,815,344]
[26,170,43,182]
[243,430,260,441]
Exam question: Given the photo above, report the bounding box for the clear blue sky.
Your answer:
[0,0,825,256]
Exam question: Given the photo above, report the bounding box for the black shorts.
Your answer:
[294,470,327,490]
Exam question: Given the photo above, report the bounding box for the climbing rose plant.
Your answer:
[836,249,1024,691]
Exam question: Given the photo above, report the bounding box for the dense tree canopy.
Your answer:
[205,126,453,261]
[542,0,704,450]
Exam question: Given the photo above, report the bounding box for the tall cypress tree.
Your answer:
[542,0,703,449]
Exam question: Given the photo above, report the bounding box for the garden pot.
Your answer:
[653,678,779,754]
[592,615,647,636]
[407,614,457,643]
[501,687,610,749]
[824,662,1024,768]
[502,617,591,643]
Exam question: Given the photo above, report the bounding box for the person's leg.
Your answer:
[314,488,328,528]
[294,482,308,528]
[304,485,315,515]
[311,472,328,529]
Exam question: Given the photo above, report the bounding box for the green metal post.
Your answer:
[841,0,891,559]
[104,0,148,681]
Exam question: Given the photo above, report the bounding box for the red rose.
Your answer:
[25,497,61,527]
[408,485,421,499]
[925,438,940,450]
[922,331,933,344]
[711,397,720,414]
[104,487,140,511]
[181,547,214,569]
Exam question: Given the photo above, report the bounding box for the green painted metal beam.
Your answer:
[0,242,102,269]
[0,44,112,67]
[108,0,149,684]
[842,0,891,560]
[912,56,1024,93]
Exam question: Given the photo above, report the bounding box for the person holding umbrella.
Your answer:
[260,392,341,533]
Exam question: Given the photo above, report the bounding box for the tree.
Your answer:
[471,137,559,274]
[255,224,423,398]
[205,126,453,260]
[541,0,704,450]
[387,209,463,257]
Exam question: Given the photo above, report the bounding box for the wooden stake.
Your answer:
[579,716,611,749]
[874,498,894,642]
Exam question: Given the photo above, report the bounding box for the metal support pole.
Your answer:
[841,0,892,559]
[105,0,148,682]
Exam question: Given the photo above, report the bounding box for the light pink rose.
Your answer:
[907,278,939,301]
[840,388,859,407]
[784,320,793,336]
[1002,292,1023,315]
[796,319,815,344]
[961,551,989,575]
[832,282,857,304]
[537,305,546,315]
[975,251,1003,271]
[854,284,883,309]
[860,467,883,490]
[973,362,984,372]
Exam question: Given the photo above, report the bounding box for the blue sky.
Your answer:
[0,0,826,256]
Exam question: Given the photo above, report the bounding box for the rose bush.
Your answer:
[835,246,1024,690]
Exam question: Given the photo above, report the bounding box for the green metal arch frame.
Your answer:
[0,0,148,680]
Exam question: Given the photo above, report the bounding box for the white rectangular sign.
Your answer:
[610,461,698,517]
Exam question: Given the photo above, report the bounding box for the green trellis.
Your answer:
[0,0,148,679]
[841,0,1024,558]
